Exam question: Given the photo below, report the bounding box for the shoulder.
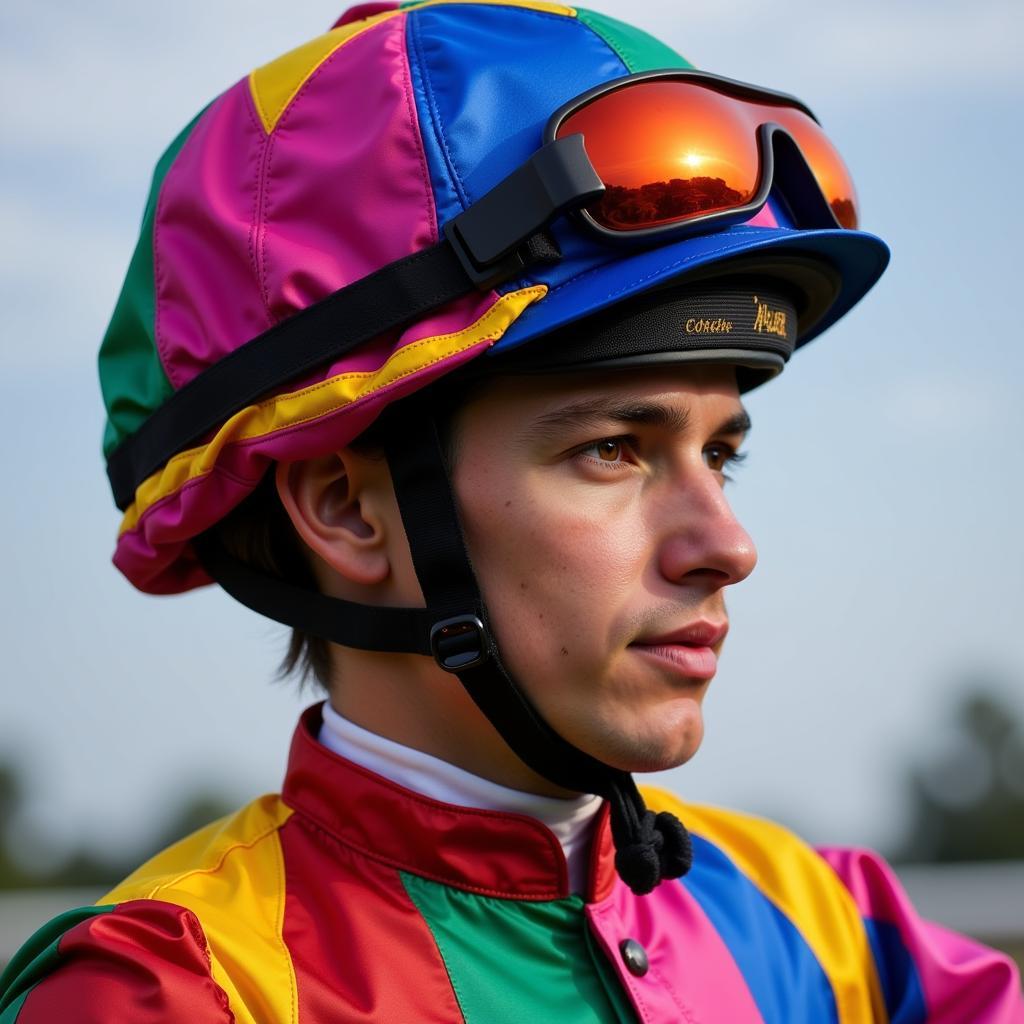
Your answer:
[642,786,889,1018]
[0,898,232,1023]
[641,785,1024,1024]
[643,786,822,867]
[642,786,860,917]
[102,791,293,906]
[0,794,296,1024]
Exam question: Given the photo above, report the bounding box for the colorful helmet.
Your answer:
[100,0,888,596]
[98,1,889,893]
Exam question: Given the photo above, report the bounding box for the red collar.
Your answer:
[282,704,617,901]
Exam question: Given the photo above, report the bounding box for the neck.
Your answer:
[327,646,577,798]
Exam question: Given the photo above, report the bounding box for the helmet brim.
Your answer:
[491,224,890,368]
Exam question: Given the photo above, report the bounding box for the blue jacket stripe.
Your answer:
[863,918,928,1023]
[682,834,840,1024]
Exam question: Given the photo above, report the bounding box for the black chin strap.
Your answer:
[197,411,693,894]
[383,411,693,895]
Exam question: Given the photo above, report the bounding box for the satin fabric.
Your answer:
[3,705,1021,1023]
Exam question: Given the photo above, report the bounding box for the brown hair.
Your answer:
[206,468,333,689]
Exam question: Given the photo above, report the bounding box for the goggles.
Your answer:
[549,69,858,237]
[447,69,858,286]
[107,69,859,512]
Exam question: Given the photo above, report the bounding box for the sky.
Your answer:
[1,0,1022,868]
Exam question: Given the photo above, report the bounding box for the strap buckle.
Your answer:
[430,615,490,672]
[443,133,603,290]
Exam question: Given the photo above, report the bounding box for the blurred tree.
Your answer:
[893,683,1024,863]
[134,793,237,866]
[0,761,32,888]
[0,755,238,889]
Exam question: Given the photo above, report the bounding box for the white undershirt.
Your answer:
[318,702,603,894]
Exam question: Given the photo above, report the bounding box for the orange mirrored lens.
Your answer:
[556,79,858,231]
[558,81,761,230]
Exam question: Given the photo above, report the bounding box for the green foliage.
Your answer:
[0,759,236,890]
[893,682,1024,864]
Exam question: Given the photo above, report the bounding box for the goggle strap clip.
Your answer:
[444,133,603,289]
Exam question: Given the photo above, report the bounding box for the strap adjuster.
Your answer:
[443,133,603,290]
[430,615,490,672]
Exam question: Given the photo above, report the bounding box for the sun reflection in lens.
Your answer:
[559,78,859,231]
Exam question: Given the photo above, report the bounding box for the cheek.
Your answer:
[461,468,648,658]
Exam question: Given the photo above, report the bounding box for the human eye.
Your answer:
[703,442,747,481]
[574,436,638,470]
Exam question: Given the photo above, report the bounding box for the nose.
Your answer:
[656,471,758,590]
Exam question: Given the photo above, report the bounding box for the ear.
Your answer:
[275,451,391,588]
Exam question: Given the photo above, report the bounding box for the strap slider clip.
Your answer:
[443,134,601,290]
[430,615,489,672]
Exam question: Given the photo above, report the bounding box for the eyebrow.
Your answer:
[526,398,751,441]
[715,409,753,437]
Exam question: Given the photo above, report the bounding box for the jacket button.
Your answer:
[619,938,649,977]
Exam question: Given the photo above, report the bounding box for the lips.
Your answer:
[628,620,728,681]
[635,621,729,648]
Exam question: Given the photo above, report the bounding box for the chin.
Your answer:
[625,743,702,775]
[583,709,705,775]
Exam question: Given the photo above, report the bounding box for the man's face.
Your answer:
[451,363,756,775]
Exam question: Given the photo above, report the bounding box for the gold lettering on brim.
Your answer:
[684,317,734,334]
[752,295,788,337]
